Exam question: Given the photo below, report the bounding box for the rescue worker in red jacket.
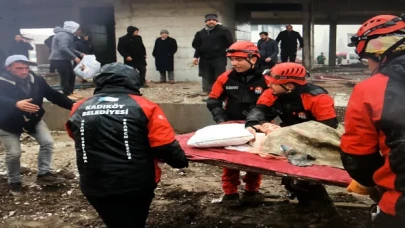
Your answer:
[207,41,270,206]
[245,63,340,220]
[341,14,405,227]
[65,62,188,228]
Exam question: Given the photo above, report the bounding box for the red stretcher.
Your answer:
[175,133,351,187]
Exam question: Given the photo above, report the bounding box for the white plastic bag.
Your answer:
[74,55,101,79]
[187,124,254,148]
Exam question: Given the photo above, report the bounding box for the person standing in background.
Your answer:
[316,52,326,65]
[117,26,148,88]
[44,35,56,74]
[192,13,234,94]
[75,34,94,55]
[74,33,94,83]
[276,24,303,63]
[8,34,34,59]
[49,21,84,100]
[257,31,278,70]
[152,30,178,84]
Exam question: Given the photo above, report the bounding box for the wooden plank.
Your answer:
[190,159,349,188]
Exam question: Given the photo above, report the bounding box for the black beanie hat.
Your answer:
[205,14,218,22]
[127,26,139,34]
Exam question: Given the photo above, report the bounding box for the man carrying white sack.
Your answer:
[245,62,342,226]
[206,41,271,206]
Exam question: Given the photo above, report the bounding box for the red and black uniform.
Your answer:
[207,67,269,195]
[341,55,405,222]
[65,63,188,228]
[245,83,338,129]
[246,83,338,206]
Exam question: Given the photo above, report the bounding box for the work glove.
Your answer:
[347,179,374,195]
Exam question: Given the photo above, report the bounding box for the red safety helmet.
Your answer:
[226,41,261,59]
[263,62,309,85]
[349,14,405,59]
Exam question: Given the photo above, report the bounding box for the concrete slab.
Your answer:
[42,101,347,133]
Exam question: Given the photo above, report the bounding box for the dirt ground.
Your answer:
[0,133,374,228]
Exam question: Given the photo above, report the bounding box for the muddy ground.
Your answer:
[0,133,373,228]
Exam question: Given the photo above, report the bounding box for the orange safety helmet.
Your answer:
[226,41,261,59]
[348,14,405,59]
[263,62,309,85]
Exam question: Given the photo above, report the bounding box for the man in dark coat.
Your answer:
[257,31,279,70]
[8,34,34,59]
[276,24,304,63]
[117,26,148,87]
[192,14,234,94]
[0,55,74,196]
[75,34,94,55]
[152,29,178,84]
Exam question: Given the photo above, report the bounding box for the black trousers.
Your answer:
[125,62,147,87]
[52,60,75,95]
[282,178,334,209]
[260,59,276,71]
[85,190,155,228]
[136,65,147,86]
[280,50,297,63]
[198,57,227,93]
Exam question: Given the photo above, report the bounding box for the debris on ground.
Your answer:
[0,133,374,228]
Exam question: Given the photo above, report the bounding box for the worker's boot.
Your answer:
[241,191,264,206]
[221,193,240,207]
[294,183,345,228]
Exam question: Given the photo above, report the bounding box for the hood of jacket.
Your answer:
[93,62,141,95]
[63,21,80,34]
[53,26,75,36]
[53,27,65,34]
[126,26,138,37]
[380,54,405,83]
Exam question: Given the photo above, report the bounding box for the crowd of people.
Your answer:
[0,12,404,228]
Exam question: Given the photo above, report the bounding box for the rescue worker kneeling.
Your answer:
[341,14,405,227]
[65,63,188,228]
[245,63,340,219]
[206,41,270,206]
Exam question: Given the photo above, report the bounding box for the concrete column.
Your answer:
[328,17,337,66]
[302,0,314,70]
[114,0,236,82]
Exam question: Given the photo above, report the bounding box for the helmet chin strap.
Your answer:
[244,57,255,71]
[279,84,291,93]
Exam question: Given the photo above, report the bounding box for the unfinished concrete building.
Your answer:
[0,0,400,80]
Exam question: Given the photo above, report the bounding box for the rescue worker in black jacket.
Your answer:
[245,62,342,226]
[192,13,234,93]
[65,62,188,228]
[207,41,270,206]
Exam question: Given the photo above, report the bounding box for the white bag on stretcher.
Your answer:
[73,55,101,79]
[187,124,254,148]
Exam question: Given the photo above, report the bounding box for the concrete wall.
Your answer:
[43,100,347,134]
[42,101,216,134]
[113,0,236,82]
